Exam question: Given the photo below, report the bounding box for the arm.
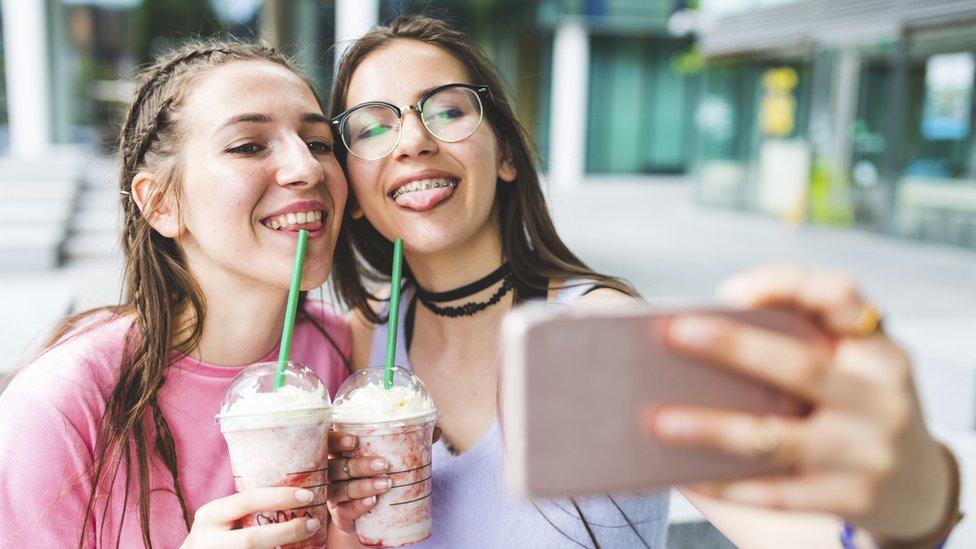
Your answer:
[650,266,960,547]
[0,385,95,546]
[680,488,875,549]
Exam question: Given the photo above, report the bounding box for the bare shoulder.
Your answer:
[575,286,641,308]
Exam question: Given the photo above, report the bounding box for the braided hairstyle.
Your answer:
[75,39,313,548]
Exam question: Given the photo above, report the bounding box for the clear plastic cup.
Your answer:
[214,361,331,549]
[332,366,438,547]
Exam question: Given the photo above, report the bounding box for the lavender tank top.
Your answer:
[367,281,670,548]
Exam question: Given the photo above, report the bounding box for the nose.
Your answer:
[276,135,325,189]
[393,108,438,160]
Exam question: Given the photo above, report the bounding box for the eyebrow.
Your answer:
[214,112,330,134]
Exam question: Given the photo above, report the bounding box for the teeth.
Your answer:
[262,210,323,231]
[391,178,458,199]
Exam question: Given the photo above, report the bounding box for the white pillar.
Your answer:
[335,0,379,69]
[1,0,52,158]
[548,18,589,188]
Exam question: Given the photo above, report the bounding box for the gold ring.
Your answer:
[751,420,781,459]
[342,480,352,500]
[854,303,883,337]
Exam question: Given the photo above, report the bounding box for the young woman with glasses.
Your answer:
[327,14,961,549]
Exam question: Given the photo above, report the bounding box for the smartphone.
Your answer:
[500,302,824,498]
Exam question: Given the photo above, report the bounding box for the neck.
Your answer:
[182,265,289,367]
[407,228,504,294]
[405,228,513,335]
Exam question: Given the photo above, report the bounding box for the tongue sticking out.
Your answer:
[394,186,454,211]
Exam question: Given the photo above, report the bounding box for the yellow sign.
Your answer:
[760,67,798,137]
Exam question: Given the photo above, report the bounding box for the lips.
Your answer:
[260,200,328,233]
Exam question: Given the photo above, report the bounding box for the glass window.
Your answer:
[586,35,694,174]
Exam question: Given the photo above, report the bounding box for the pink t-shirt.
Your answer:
[0,301,350,548]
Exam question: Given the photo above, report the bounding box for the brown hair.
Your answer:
[16,39,345,548]
[328,14,636,323]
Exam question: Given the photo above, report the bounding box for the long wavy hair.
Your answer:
[13,39,347,548]
[327,15,654,548]
[328,14,636,324]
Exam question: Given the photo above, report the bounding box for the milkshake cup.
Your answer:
[332,366,438,547]
[215,361,331,549]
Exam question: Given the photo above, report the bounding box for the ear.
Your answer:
[498,149,517,183]
[130,171,183,238]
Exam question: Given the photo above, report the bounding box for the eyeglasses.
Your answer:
[331,83,491,161]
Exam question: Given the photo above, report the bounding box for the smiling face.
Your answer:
[342,39,516,257]
[169,60,347,291]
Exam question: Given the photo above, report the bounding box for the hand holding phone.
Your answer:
[500,303,826,498]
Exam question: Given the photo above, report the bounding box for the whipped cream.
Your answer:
[333,382,436,423]
[222,384,328,416]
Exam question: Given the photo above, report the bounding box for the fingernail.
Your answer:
[342,436,356,449]
[295,489,314,503]
[371,458,388,471]
[306,517,321,533]
[670,318,716,348]
[373,477,392,491]
[656,412,697,439]
[362,495,377,506]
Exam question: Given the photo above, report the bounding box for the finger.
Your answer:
[649,407,896,474]
[194,487,315,526]
[648,406,803,466]
[228,516,321,548]
[834,336,911,390]
[328,477,392,504]
[328,456,389,481]
[691,471,877,517]
[667,314,844,404]
[330,496,378,533]
[328,431,358,455]
[718,265,875,336]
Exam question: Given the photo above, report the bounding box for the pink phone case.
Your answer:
[500,303,824,498]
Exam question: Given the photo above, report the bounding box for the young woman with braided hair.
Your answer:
[0,40,388,547]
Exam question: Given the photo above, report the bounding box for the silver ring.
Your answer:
[751,419,781,459]
[341,459,351,477]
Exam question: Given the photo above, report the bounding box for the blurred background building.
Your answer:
[4,0,976,272]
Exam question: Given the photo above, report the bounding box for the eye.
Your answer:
[434,107,465,121]
[227,142,265,155]
[357,124,393,140]
[307,140,333,155]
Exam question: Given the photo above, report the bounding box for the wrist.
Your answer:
[871,442,962,548]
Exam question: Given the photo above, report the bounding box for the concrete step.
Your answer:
[69,209,121,234]
[0,200,73,224]
[75,188,121,212]
[62,233,119,261]
[0,179,77,201]
[0,226,64,270]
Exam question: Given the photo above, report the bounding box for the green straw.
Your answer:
[275,229,309,390]
[384,238,404,389]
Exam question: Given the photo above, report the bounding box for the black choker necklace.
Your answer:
[415,262,513,318]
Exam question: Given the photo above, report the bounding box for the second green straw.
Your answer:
[384,238,404,389]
